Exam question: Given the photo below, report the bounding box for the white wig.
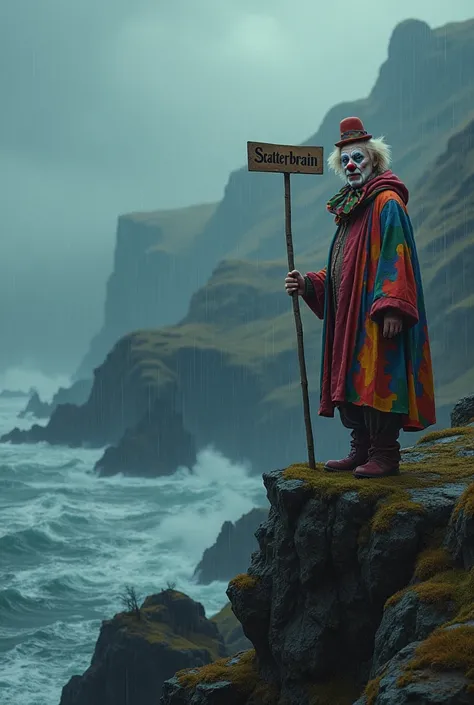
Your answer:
[327,136,392,181]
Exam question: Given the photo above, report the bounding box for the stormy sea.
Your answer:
[0,376,265,705]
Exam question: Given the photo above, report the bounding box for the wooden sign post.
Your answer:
[247,141,324,471]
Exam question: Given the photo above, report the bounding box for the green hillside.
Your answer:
[123,116,473,431]
[220,18,474,269]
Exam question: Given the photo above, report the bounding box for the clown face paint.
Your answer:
[340,142,375,189]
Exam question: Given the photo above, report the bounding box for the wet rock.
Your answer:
[95,403,196,478]
[17,390,51,418]
[445,484,474,571]
[160,651,257,705]
[451,395,474,428]
[17,379,92,420]
[194,508,268,585]
[370,590,454,676]
[357,635,474,705]
[59,590,225,705]
[161,421,474,704]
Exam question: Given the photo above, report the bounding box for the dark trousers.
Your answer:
[338,402,403,440]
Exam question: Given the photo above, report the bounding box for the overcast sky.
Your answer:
[0,0,473,374]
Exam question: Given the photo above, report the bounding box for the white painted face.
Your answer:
[340,142,375,189]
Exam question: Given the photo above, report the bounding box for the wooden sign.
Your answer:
[247,141,324,175]
[246,137,325,470]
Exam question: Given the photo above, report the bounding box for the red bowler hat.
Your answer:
[335,117,372,148]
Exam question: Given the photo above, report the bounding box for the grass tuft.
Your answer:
[414,547,453,582]
[363,673,384,705]
[397,625,474,692]
[228,573,260,591]
[176,649,258,693]
[453,482,474,519]
[282,427,474,534]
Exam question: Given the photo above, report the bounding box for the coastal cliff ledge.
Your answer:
[59,589,227,705]
[161,424,474,705]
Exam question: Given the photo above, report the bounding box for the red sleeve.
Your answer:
[370,297,418,328]
[302,267,326,319]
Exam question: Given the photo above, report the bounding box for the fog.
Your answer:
[1,1,473,374]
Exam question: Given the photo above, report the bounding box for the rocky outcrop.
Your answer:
[0,339,196,477]
[0,259,348,475]
[17,390,51,418]
[3,19,474,476]
[59,589,227,705]
[194,508,269,585]
[161,425,474,705]
[451,396,474,429]
[76,17,474,389]
[95,401,196,478]
[18,379,92,419]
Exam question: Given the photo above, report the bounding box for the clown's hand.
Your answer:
[383,311,403,338]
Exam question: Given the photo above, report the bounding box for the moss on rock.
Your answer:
[453,481,474,519]
[443,568,474,626]
[416,427,471,444]
[384,568,467,610]
[370,495,425,533]
[397,624,474,692]
[362,672,384,705]
[118,610,222,660]
[413,547,453,581]
[228,573,260,591]
[176,649,259,694]
[282,426,474,534]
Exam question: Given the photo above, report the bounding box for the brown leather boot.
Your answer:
[324,429,370,473]
[353,433,401,478]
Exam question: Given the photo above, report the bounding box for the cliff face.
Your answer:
[18,379,92,420]
[1,259,348,474]
[59,589,227,705]
[75,202,217,379]
[409,117,474,406]
[182,18,474,273]
[3,19,473,476]
[161,424,474,705]
[1,337,197,477]
[194,508,269,585]
[76,18,474,382]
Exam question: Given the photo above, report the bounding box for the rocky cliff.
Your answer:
[18,379,92,419]
[75,17,474,382]
[194,508,269,585]
[75,202,217,380]
[59,589,227,705]
[0,258,343,473]
[1,337,196,477]
[2,18,473,476]
[161,422,474,705]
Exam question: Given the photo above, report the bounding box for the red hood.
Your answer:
[362,170,409,205]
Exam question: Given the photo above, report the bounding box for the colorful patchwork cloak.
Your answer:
[303,171,436,432]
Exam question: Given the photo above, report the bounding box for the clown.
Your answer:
[284,117,436,478]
